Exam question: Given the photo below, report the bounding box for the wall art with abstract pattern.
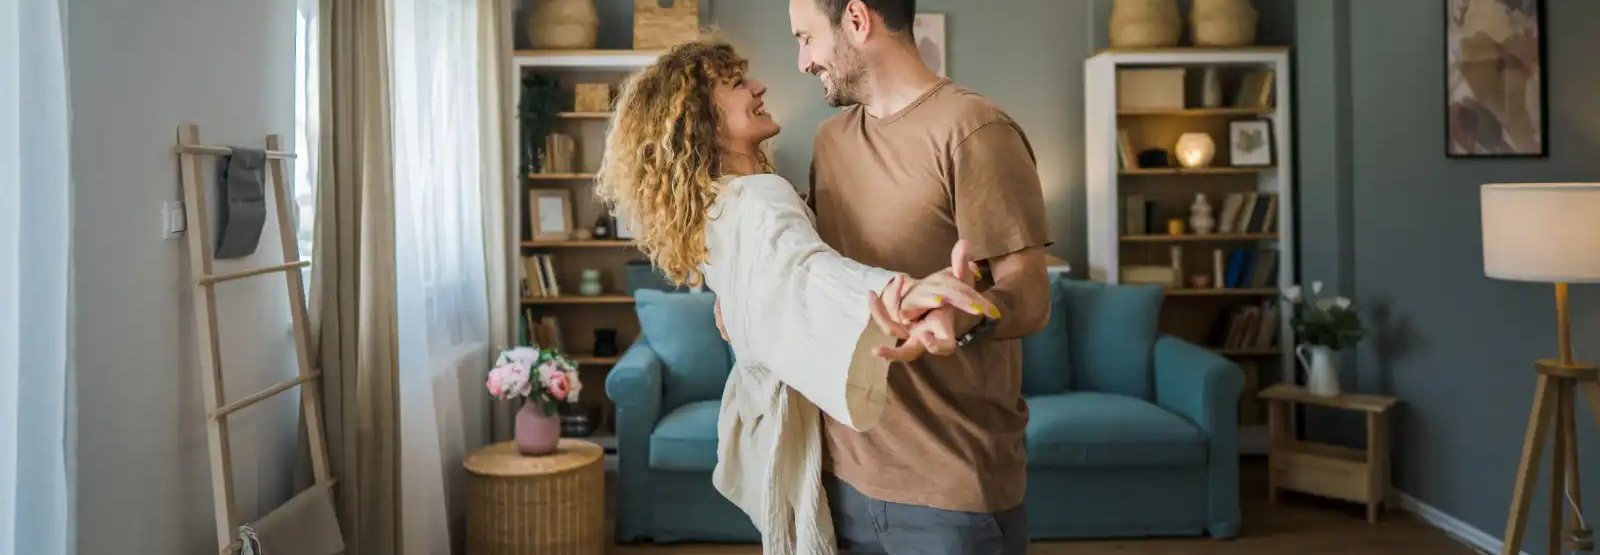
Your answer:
[1446,0,1546,157]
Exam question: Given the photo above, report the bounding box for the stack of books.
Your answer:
[1210,300,1280,350]
[522,255,561,298]
[520,308,564,351]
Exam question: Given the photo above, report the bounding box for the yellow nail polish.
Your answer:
[989,307,1003,319]
[971,303,983,314]
[935,295,944,305]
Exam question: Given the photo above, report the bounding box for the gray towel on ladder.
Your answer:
[215,146,267,259]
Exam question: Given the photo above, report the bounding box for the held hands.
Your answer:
[866,240,1000,362]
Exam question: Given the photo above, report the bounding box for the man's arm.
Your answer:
[961,246,1050,340]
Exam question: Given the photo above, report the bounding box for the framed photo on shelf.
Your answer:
[1228,119,1274,167]
[529,188,573,240]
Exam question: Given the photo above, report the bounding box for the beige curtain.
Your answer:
[479,0,520,442]
[309,0,401,553]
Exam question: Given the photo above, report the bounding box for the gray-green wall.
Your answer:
[1298,1,1600,552]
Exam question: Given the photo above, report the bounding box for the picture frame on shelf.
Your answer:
[612,204,635,240]
[1228,119,1274,167]
[529,188,574,240]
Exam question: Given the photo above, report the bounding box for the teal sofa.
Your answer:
[607,277,1243,543]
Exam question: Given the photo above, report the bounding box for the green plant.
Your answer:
[519,74,569,175]
[1283,281,1365,350]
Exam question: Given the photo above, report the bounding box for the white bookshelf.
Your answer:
[1085,48,1295,455]
[513,49,661,440]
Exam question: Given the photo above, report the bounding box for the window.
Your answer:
[292,0,319,285]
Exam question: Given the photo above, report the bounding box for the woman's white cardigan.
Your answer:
[702,174,898,555]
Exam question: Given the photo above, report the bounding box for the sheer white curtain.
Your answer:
[390,0,491,552]
[0,0,72,554]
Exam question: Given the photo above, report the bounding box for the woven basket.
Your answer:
[465,440,605,555]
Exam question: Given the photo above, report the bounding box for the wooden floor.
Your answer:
[609,459,1479,555]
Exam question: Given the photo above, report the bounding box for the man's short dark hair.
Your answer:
[815,0,916,36]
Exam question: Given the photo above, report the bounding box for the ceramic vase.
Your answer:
[1109,0,1181,48]
[1189,193,1216,235]
[515,399,562,455]
[579,270,603,296]
[526,0,599,50]
[1297,344,1341,397]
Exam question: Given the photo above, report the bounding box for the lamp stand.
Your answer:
[1503,283,1599,555]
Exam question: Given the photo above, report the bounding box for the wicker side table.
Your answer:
[465,439,605,555]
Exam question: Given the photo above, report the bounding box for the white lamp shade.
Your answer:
[1481,183,1600,283]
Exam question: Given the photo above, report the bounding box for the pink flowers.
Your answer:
[486,346,582,409]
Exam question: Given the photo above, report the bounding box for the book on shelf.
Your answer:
[1215,192,1278,235]
[532,315,564,351]
[1210,300,1280,350]
[541,133,577,174]
[1118,130,1137,171]
[1124,194,1148,236]
[1232,69,1275,109]
[1210,246,1278,290]
[521,254,563,297]
[521,306,537,346]
[1217,193,1245,234]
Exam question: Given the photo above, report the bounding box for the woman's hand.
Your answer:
[864,240,998,361]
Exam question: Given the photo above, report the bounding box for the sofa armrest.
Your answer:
[1152,335,1244,538]
[1154,336,1243,432]
[607,342,664,416]
[605,341,664,542]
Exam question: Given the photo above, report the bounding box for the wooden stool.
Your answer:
[1260,384,1399,523]
[465,439,605,555]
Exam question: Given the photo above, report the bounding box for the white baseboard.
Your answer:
[1397,491,1530,555]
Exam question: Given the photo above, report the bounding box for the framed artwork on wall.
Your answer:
[1445,0,1547,158]
[914,13,946,77]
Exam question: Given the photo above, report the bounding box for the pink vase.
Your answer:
[515,400,562,456]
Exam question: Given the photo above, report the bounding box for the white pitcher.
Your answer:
[1296,344,1340,397]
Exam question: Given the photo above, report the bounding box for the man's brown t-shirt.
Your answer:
[811,80,1049,513]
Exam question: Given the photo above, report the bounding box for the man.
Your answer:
[789,0,1052,553]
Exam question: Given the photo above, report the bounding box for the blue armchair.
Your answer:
[1020,277,1244,539]
[606,290,757,543]
[608,278,1243,544]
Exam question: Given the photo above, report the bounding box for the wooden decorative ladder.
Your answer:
[175,123,340,554]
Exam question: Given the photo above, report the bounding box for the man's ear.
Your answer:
[842,0,874,45]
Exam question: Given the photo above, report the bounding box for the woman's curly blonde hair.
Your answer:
[596,40,765,288]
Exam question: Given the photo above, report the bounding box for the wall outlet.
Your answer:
[162,200,186,239]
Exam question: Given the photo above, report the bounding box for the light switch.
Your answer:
[163,200,186,239]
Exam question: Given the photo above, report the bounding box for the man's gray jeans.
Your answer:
[825,474,1028,554]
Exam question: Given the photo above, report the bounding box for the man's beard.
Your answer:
[822,40,867,107]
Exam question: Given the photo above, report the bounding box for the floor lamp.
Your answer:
[1481,183,1600,555]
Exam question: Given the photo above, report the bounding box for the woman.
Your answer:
[596,40,995,553]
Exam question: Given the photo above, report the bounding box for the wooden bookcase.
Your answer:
[1085,48,1296,454]
[515,49,662,448]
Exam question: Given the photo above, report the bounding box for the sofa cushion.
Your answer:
[1060,280,1163,399]
[1025,392,1205,468]
[1020,276,1072,395]
[648,400,721,472]
[636,290,733,412]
